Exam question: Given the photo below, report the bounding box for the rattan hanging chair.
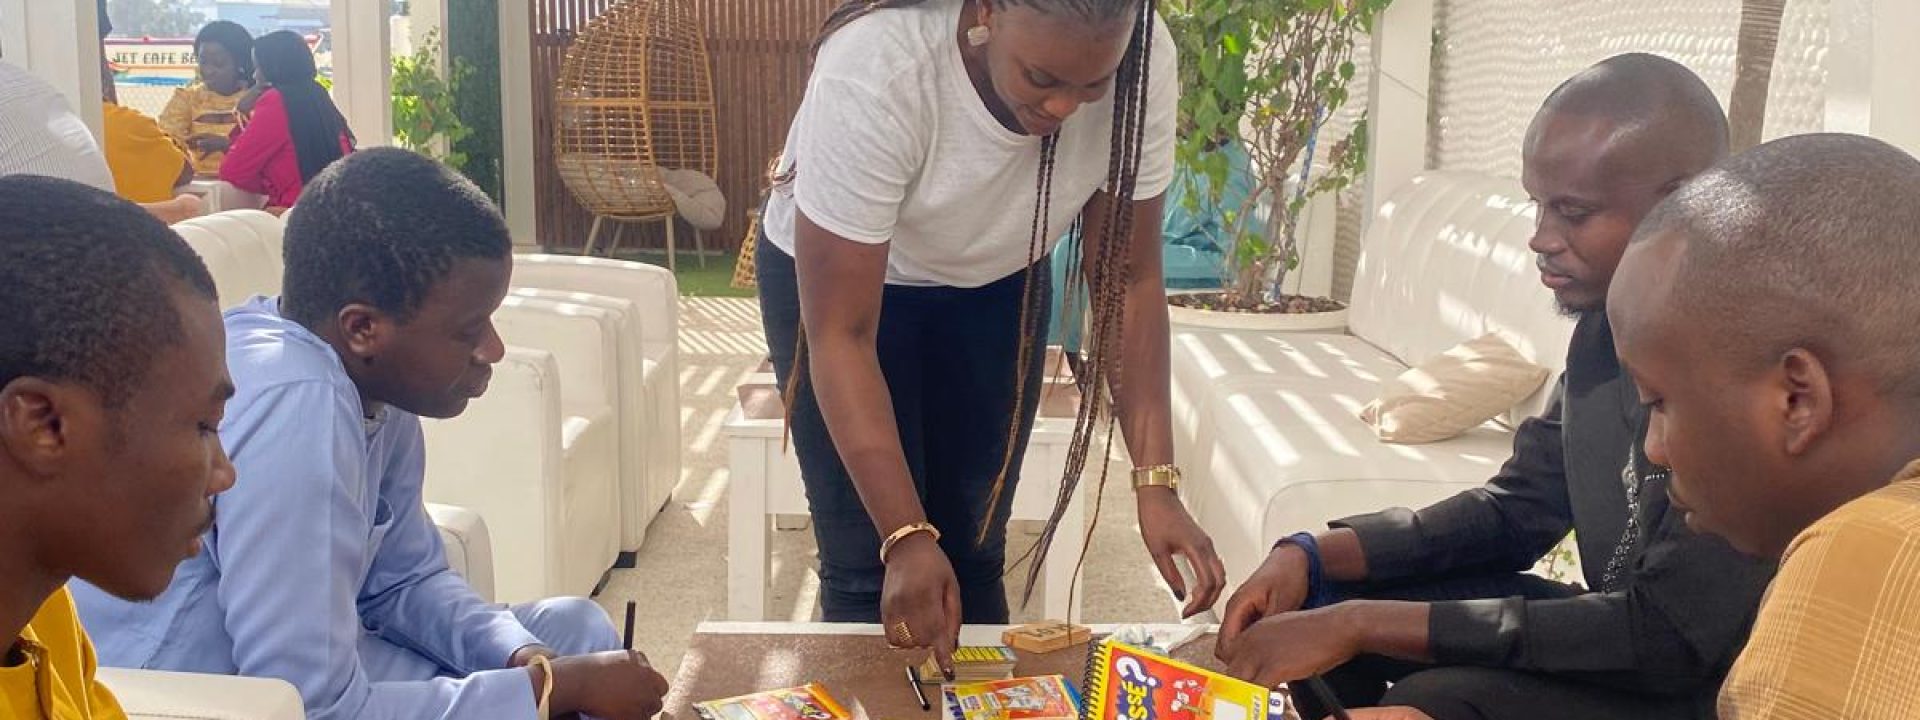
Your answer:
[554,0,719,267]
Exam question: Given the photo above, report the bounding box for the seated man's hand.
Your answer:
[1217,544,1312,656]
[1343,708,1434,720]
[544,650,670,720]
[1221,606,1361,688]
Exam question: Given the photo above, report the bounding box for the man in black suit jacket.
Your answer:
[1213,54,1777,720]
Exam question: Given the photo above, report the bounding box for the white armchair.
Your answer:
[511,254,682,551]
[508,287,651,551]
[102,668,304,720]
[170,210,286,307]
[419,295,627,603]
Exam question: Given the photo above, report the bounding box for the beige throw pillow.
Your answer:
[1360,332,1550,444]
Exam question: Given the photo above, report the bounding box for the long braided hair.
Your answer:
[788,0,1159,607]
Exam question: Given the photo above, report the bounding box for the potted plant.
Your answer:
[392,30,475,170]
[1163,0,1392,331]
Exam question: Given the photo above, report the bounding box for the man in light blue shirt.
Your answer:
[74,148,669,720]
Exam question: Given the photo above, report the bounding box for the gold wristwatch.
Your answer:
[1131,464,1182,492]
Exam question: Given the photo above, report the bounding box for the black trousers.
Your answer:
[1294,573,1702,720]
[756,239,1051,623]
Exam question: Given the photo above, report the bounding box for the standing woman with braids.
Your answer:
[758,0,1224,670]
[220,31,353,214]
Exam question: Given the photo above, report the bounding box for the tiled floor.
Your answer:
[593,297,1183,677]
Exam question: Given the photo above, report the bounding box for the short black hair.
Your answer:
[281,148,512,328]
[0,176,217,407]
[195,20,256,80]
[1636,133,1920,399]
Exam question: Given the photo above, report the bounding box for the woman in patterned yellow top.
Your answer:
[159,21,255,177]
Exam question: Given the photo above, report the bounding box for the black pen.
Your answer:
[907,665,931,711]
[1303,676,1350,720]
[623,600,637,651]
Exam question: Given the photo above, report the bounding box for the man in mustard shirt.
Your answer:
[1607,133,1920,719]
[0,174,236,718]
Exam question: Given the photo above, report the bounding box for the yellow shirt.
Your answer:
[158,84,245,177]
[0,587,126,719]
[101,103,188,204]
[1720,460,1920,719]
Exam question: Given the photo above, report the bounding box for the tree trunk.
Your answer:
[1728,0,1788,153]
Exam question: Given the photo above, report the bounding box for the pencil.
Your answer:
[1303,676,1350,720]
[623,600,637,651]
[907,665,931,711]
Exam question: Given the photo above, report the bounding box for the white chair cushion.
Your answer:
[1360,332,1550,444]
[660,168,727,231]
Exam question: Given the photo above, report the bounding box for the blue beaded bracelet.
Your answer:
[1275,531,1337,609]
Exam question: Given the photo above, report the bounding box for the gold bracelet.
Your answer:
[529,653,555,717]
[879,521,941,564]
[1131,464,1182,492]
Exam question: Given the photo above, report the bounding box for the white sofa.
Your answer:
[512,254,683,550]
[1172,172,1577,588]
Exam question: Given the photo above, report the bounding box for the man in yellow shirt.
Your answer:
[99,58,202,222]
[1607,133,1920,720]
[0,174,236,718]
[102,100,193,204]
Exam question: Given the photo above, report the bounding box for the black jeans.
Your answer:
[1294,573,1702,720]
[756,239,1051,623]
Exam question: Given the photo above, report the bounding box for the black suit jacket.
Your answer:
[1333,313,1776,703]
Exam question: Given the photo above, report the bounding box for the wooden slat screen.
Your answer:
[530,0,840,255]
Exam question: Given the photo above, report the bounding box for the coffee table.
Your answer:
[661,622,1248,720]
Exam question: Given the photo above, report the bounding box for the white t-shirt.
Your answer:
[762,0,1178,288]
[0,62,115,194]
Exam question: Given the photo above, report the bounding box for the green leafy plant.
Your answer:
[1166,0,1392,311]
[392,30,475,170]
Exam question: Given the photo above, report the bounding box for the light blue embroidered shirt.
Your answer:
[73,297,541,720]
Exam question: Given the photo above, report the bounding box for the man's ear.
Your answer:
[336,303,393,366]
[1779,348,1835,457]
[1,378,77,478]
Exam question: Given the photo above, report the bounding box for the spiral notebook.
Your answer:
[1081,639,1289,720]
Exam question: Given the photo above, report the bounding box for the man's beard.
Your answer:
[1556,299,1599,319]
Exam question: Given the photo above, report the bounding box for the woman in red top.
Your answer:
[220,31,353,214]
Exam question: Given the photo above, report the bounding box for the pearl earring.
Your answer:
[967,25,991,47]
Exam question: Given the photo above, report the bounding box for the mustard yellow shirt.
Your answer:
[0,587,126,719]
[158,84,245,177]
[1720,460,1920,719]
[101,102,188,204]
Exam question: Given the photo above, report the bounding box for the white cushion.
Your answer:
[1360,332,1550,444]
[660,168,727,230]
